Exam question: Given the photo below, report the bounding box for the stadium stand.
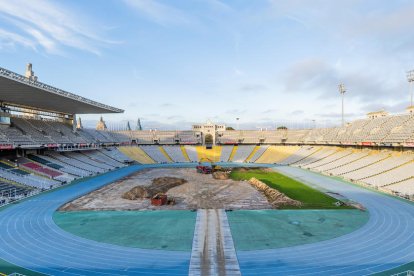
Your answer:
[98,148,133,163]
[231,145,255,163]
[302,149,354,170]
[118,146,155,164]
[385,178,414,197]
[220,145,233,162]
[163,146,187,162]
[140,146,172,163]
[31,154,91,177]
[184,145,199,162]
[277,146,319,165]
[256,145,301,164]
[196,146,222,162]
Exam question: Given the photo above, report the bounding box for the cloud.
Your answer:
[261,109,277,114]
[225,109,247,115]
[283,58,338,93]
[240,84,267,92]
[123,0,192,26]
[291,110,304,115]
[282,58,407,104]
[0,0,112,55]
[159,103,175,108]
[361,101,409,114]
[0,28,35,50]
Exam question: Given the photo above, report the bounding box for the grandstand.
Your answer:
[1,64,414,276]
[0,65,131,206]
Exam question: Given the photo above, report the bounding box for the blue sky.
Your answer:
[0,0,414,130]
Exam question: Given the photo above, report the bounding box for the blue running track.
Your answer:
[0,163,413,275]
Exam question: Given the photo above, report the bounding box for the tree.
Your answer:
[205,134,214,144]
[226,126,235,130]
[277,126,287,130]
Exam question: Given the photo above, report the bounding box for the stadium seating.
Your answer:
[277,146,319,165]
[293,147,338,167]
[98,148,134,163]
[118,146,156,164]
[30,154,91,177]
[163,146,187,162]
[184,145,198,162]
[302,149,354,170]
[46,152,105,174]
[247,146,269,162]
[140,146,171,163]
[0,178,34,198]
[231,145,256,163]
[255,145,301,164]
[195,146,222,162]
[220,145,233,162]
[384,178,414,196]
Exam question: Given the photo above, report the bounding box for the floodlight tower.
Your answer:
[407,70,414,107]
[338,83,346,126]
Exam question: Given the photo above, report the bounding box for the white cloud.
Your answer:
[0,28,35,50]
[123,0,192,26]
[0,0,111,55]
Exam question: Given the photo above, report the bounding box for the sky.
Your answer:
[0,0,414,130]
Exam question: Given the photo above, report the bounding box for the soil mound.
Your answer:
[212,171,229,180]
[122,177,187,200]
[249,177,302,208]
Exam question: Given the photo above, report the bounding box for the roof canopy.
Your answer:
[0,66,123,114]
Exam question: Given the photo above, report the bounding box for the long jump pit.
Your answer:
[60,168,272,211]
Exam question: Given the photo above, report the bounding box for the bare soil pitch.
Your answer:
[60,168,271,211]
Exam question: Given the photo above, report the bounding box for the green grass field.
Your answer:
[230,168,353,209]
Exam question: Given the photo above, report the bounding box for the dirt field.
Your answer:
[60,168,271,211]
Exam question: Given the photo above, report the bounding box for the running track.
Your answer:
[0,163,413,275]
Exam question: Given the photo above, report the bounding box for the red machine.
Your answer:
[196,165,212,174]
[151,193,167,206]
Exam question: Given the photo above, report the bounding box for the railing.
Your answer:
[391,270,414,276]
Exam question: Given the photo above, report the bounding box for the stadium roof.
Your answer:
[0,66,123,114]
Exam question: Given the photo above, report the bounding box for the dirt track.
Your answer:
[60,168,271,211]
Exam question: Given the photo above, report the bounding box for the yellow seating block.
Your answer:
[245,146,260,162]
[159,146,173,163]
[118,146,155,164]
[181,146,190,161]
[228,145,238,161]
[255,146,300,163]
[196,146,222,162]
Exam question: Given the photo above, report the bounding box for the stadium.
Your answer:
[0,62,413,276]
[1,1,414,276]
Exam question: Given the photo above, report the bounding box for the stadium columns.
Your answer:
[407,70,414,107]
[338,84,346,126]
[72,114,77,132]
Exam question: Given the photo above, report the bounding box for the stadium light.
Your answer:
[338,83,346,126]
[407,70,414,107]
